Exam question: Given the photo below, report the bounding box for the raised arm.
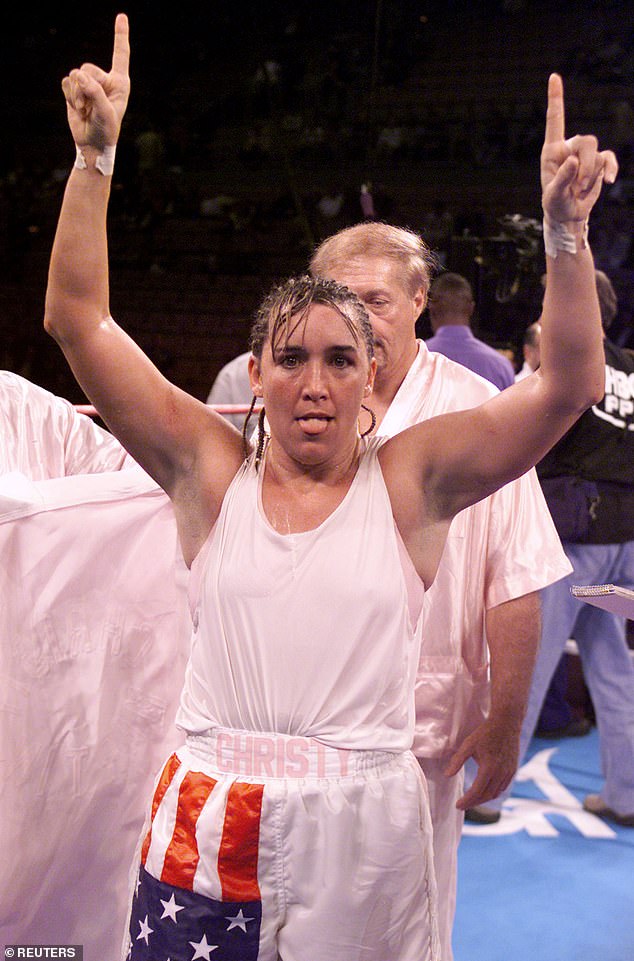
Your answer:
[381,74,617,583]
[44,15,245,560]
[536,72,616,412]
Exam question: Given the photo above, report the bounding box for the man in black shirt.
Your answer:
[487,271,634,827]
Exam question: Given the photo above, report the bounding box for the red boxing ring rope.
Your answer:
[75,404,261,417]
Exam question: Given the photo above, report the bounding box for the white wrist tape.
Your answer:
[543,215,588,258]
[74,145,87,170]
[74,144,116,176]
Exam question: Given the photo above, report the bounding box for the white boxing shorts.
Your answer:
[125,727,440,961]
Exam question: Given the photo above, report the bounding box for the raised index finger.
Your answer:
[544,72,565,144]
[111,12,130,76]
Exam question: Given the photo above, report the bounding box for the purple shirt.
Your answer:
[425,326,515,390]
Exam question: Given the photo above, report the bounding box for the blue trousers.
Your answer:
[536,655,575,732]
[486,540,634,815]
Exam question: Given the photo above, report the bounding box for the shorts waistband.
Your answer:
[185,727,404,779]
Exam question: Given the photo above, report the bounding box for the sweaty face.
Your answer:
[323,257,424,389]
[249,303,375,469]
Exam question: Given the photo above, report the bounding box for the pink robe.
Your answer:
[0,469,190,958]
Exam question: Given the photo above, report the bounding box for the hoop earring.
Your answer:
[358,403,377,438]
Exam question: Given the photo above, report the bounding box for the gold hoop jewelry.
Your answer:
[358,404,377,438]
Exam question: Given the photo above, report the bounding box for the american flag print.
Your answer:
[127,865,262,960]
[129,754,265,960]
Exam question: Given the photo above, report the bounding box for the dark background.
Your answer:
[1,0,633,402]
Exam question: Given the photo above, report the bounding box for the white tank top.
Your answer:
[176,437,425,751]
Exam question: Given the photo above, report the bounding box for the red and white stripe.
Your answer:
[141,753,264,902]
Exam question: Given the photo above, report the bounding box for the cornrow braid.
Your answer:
[242,395,259,461]
[254,407,267,472]
[241,396,268,472]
